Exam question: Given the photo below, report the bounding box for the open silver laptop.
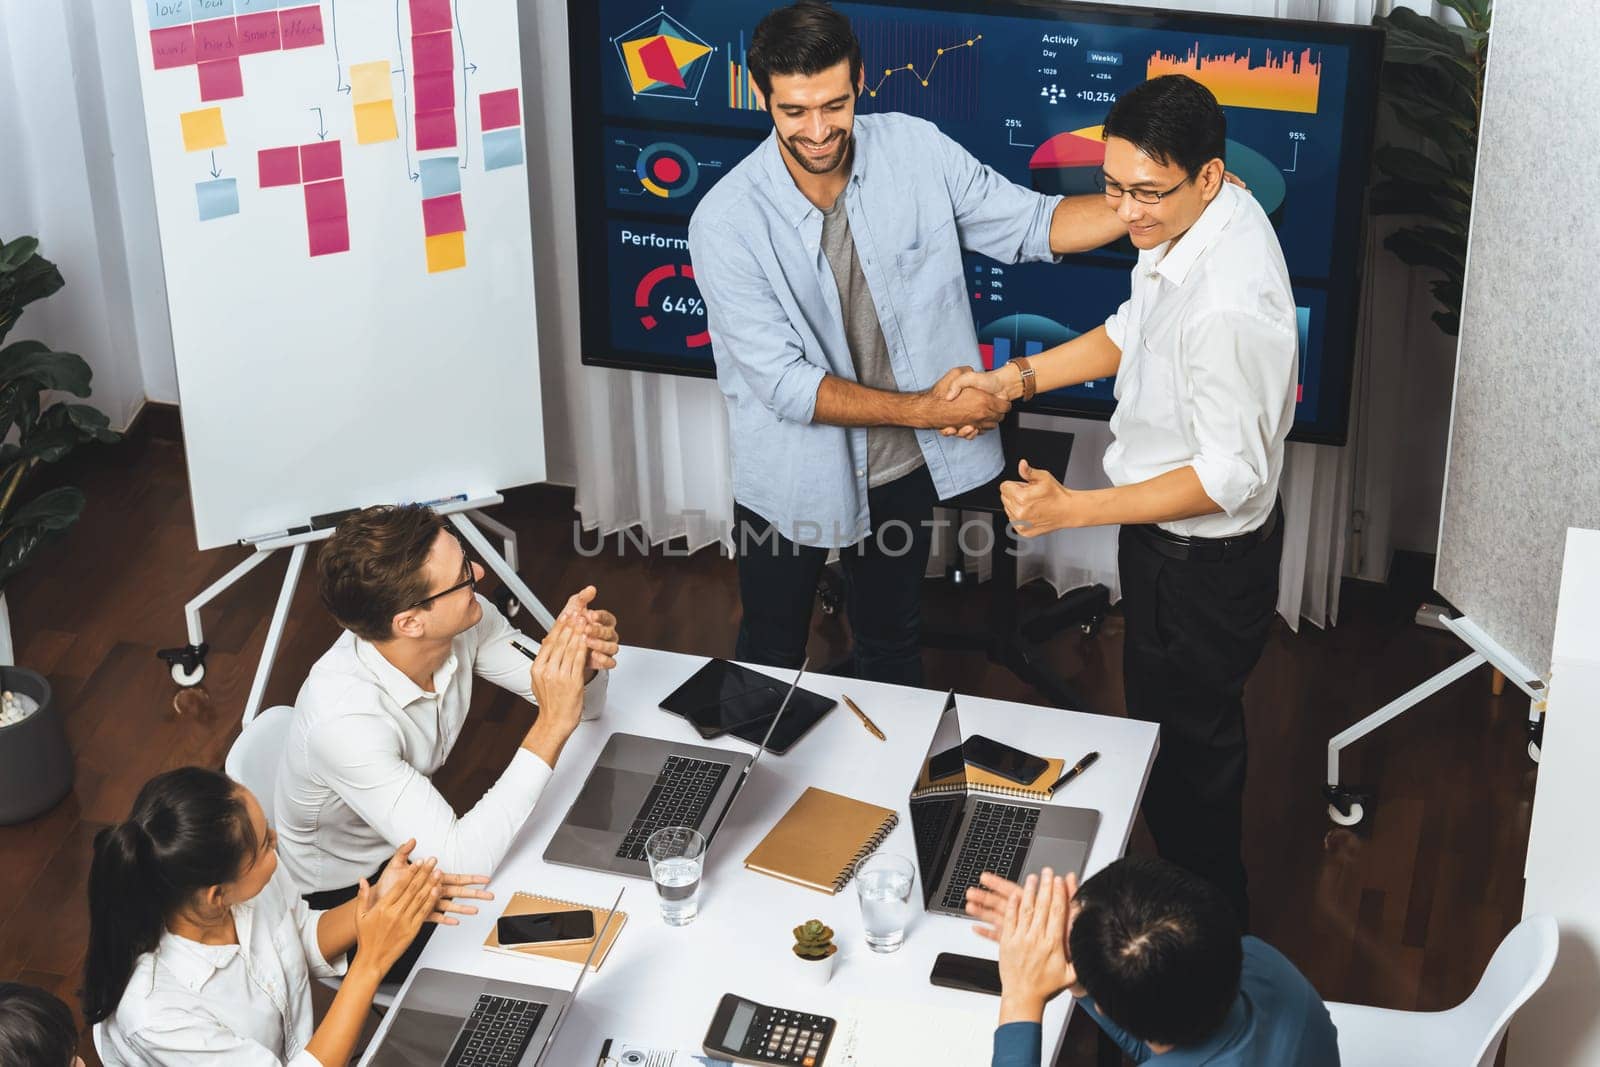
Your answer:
[910,692,1100,917]
[543,661,804,878]
[364,888,624,1066]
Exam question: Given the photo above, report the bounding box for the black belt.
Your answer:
[1129,499,1282,563]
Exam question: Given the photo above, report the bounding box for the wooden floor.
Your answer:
[0,425,1536,1065]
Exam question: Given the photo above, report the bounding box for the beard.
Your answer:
[780,128,852,175]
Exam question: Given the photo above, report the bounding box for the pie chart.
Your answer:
[635,141,699,199]
[1029,126,1287,222]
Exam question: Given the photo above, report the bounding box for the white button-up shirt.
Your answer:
[95,865,344,1067]
[275,595,609,891]
[1101,181,1298,538]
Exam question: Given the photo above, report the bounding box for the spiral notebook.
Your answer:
[481,891,627,971]
[911,755,1066,800]
[743,786,899,894]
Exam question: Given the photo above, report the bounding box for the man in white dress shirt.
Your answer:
[944,76,1296,926]
[273,504,619,973]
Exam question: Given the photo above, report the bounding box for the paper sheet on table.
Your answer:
[597,1039,734,1066]
[835,1001,994,1066]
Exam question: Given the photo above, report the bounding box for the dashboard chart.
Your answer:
[570,0,1381,443]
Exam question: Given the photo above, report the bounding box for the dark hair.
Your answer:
[1067,856,1242,1048]
[1102,75,1226,176]
[84,767,257,1025]
[0,983,78,1067]
[747,1,862,100]
[317,504,447,641]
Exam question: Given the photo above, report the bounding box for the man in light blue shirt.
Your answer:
[688,1,1121,684]
[970,857,1339,1067]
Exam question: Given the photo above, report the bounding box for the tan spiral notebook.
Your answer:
[911,755,1066,800]
[743,786,899,895]
[481,891,627,971]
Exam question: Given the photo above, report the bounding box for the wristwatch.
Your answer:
[1011,357,1037,402]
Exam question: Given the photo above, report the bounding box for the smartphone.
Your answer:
[929,952,1002,996]
[926,744,966,782]
[496,910,596,948]
[962,735,1049,785]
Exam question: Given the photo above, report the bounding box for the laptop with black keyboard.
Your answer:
[909,692,1100,917]
[544,662,802,878]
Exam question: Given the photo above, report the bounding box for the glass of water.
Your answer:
[645,826,706,926]
[855,852,916,953]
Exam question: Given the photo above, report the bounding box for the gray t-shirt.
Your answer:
[820,193,926,489]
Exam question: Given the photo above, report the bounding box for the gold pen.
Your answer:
[842,694,887,741]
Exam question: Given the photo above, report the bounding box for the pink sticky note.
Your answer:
[478,89,520,131]
[410,0,452,34]
[193,17,238,62]
[198,58,244,101]
[414,108,457,150]
[304,179,347,223]
[421,193,465,237]
[258,146,300,188]
[236,11,281,55]
[308,217,350,257]
[150,25,196,70]
[300,140,343,182]
[279,5,325,50]
[412,31,453,74]
[413,71,454,113]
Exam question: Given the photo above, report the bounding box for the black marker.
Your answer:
[1047,751,1100,796]
[510,638,538,661]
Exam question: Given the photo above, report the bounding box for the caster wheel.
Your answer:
[503,599,522,619]
[1080,615,1102,637]
[171,661,206,686]
[1529,740,1541,763]
[1328,802,1364,827]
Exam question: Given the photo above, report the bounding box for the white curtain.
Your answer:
[528,0,1452,628]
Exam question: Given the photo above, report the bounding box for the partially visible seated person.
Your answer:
[0,982,85,1067]
[970,856,1339,1066]
[273,505,619,975]
[85,767,456,1066]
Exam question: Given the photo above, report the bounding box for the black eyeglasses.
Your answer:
[1095,172,1192,205]
[407,533,477,610]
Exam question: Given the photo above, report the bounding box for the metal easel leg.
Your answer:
[448,512,555,632]
[159,547,281,687]
[242,542,308,726]
[467,509,518,572]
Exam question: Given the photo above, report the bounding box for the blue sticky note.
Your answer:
[233,0,278,11]
[190,0,234,17]
[147,0,193,29]
[483,129,524,172]
[419,156,461,198]
[196,178,239,221]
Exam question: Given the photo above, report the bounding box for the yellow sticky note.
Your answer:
[354,100,399,145]
[349,60,392,105]
[180,107,226,152]
[425,231,466,273]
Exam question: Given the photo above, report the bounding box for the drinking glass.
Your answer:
[855,852,916,952]
[645,826,706,926]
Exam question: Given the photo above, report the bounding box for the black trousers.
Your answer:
[734,465,937,687]
[303,862,436,985]
[1118,513,1283,929]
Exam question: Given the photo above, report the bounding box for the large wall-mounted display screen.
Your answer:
[570,0,1381,443]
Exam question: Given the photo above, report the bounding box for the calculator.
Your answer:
[702,993,836,1066]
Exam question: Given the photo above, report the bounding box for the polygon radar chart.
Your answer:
[614,9,714,103]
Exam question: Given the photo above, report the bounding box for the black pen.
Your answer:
[510,638,538,660]
[1047,751,1101,796]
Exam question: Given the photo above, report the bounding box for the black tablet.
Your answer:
[660,659,837,755]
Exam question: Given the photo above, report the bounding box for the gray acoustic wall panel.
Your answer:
[1434,0,1600,678]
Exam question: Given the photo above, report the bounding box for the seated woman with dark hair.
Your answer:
[0,982,85,1067]
[83,766,478,1066]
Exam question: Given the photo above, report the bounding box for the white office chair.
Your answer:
[224,704,398,1010]
[1326,913,1558,1067]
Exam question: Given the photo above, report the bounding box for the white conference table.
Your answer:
[361,645,1158,1066]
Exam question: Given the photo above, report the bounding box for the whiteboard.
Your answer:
[1433,0,1600,678]
[127,0,544,548]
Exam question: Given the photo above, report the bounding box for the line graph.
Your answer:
[855,20,982,121]
[866,33,982,96]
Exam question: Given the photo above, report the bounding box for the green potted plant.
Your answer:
[0,234,120,823]
[1370,0,1492,336]
[792,918,837,986]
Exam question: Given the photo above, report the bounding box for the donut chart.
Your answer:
[635,141,699,198]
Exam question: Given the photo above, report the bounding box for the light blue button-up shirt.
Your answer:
[688,112,1063,548]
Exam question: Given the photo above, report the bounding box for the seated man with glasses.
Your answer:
[274,504,619,977]
[938,75,1297,927]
